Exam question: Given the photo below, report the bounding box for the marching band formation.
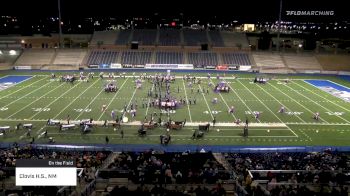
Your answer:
[5,71,324,144]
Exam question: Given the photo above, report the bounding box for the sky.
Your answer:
[0,0,348,22]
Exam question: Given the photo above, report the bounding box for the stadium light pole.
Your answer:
[58,0,63,48]
[276,0,283,52]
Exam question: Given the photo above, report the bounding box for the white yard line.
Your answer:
[145,80,155,117]
[299,81,350,113]
[122,87,138,118]
[268,82,328,123]
[236,79,298,137]
[53,79,101,119]
[181,78,193,122]
[198,84,214,120]
[255,84,306,123]
[74,89,105,120]
[284,82,350,124]
[29,82,84,119]
[48,132,297,138]
[225,79,261,123]
[0,118,348,126]
[6,82,65,119]
[97,78,129,120]
[209,78,237,121]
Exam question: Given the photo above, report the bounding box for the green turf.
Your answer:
[0,71,350,146]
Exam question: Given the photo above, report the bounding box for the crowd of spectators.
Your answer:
[103,150,230,185]
[1,145,350,196]
[0,144,110,195]
[225,151,350,196]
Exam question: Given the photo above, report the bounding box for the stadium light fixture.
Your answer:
[21,40,25,44]
[9,50,16,55]
[0,50,2,55]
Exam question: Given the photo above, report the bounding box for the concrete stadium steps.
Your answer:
[15,49,56,66]
[282,55,322,70]
[316,54,350,71]
[90,31,118,45]
[252,53,286,68]
[53,49,87,65]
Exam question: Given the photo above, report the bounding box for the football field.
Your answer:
[0,71,350,147]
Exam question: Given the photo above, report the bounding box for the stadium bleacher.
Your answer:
[132,29,157,46]
[208,31,225,47]
[183,29,209,46]
[115,30,133,45]
[158,29,181,46]
[53,49,87,65]
[90,31,118,45]
[155,51,184,64]
[188,51,218,66]
[221,52,251,66]
[15,49,55,66]
[120,50,152,65]
[316,54,350,71]
[221,32,249,48]
[252,53,286,68]
[86,50,119,65]
[283,54,322,70]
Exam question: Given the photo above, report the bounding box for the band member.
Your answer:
[235,118,241,125]
[102,104,107,112]
[255,111,260,120]
[314,112,320,120]
[207,73,211,79]
[111,110,115,120]
[279,106,285,113]
[131,109,136,118]
[212,98,218,104]
[229,106,235,114]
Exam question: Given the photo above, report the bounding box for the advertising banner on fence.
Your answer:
[88,65,99,68]
[145,64,193,69]
[206,65,215,69]
[239,65,252,71]
[216,65,229,70]
[14,66,32,70]
[110,63,122,69]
